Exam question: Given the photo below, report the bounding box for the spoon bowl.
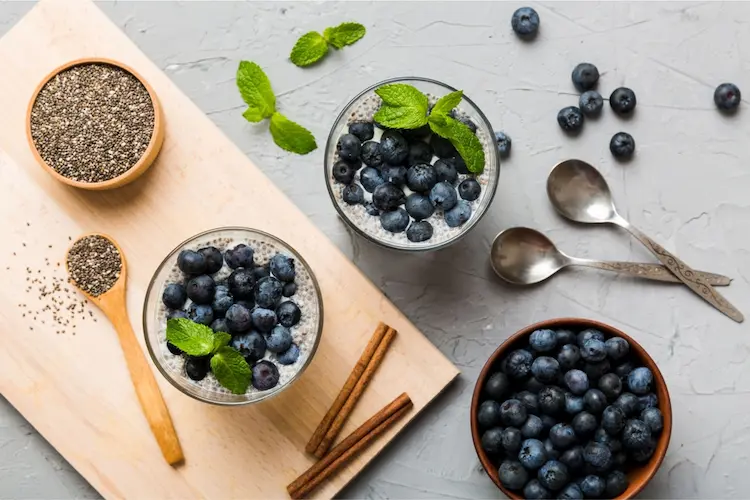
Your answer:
[547,159,619,224]
[490,227,568,284]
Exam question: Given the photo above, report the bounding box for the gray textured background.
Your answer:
[2,1,750,498]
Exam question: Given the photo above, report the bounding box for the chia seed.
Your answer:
[29,62,155,183]
[66,235,122,297]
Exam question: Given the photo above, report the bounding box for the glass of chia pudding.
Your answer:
[324,77,500,251]
[143,227,323,405]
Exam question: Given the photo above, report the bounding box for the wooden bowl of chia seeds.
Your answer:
[26,57,165,190]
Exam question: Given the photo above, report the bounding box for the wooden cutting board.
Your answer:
[0,1,459,498]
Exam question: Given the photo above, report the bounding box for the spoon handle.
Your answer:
[575,259,731,286]
[616,220,744,323]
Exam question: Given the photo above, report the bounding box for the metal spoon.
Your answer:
[547,159,743,323]
[490,227,732,286]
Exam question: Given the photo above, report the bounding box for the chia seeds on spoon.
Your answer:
[29,63,155,183]
[67,235,122,297]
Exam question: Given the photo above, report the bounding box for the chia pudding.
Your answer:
[145,228,322,405]
[325,79,499,251]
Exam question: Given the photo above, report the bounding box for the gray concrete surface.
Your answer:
[3,1,750,498]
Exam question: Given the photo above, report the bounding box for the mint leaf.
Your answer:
[269,112,317,154]
[431,90,463,117]
[166,318,216,357]
[211,332,232,354]
[210,347,252,395]
[372,84,429,129]
[237,61,276,122]
[323,22,366,49]
[374,104,429,130]
[290,31,329,67]
[375,83,429,109]
[428,115,485,174]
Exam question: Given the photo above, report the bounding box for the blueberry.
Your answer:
[337,134,361,163]
[278,343,301,365]
[593,428,623,453]
[450,155,469,174]
[544,438,561,460]
[373,182,406,211]
[637,393,658,412]
[225,244,254,269]
[481,427,504,455]
[499,460,529,491]
[530,329,557,352]
[212,292,233,317]
[584,389,608,414]
[485,372,510,400]
[610,87,637,115]
[517,390,540,415]
[557,344,580,371]
[524,479,551,500]
[401,124,432,140]
[228,269,255,300]
[532,356,560,384]
[538,460,569,491]
[458,178,481,201]
[381,165,408,186]
[504,349,534,379]
[341,183,364,205]
[573,412,598,438]
[571,63,600,92]
[360,141,383,167]
[613,451,628,468]
[495,131,512,158]
[511,7,540,38]
[627,367,653,395]
[558,483,584,499]
[266,325,293,353]
[360,167,386,193]
[613,392,640,417]
[364,202,381,217]
[598,373,622,400]
[522,415,545,438]
[502,427,523,453]
[630,436,656,462]
[407,141,434,167]
[199,246,224,274]
[255,276,283,308]
[641,407,663,434]
[605,471,629,498]
[564,369,590,395]
[178,250,207,275]
[333,160,357,184]
[549,423,577,449]
[581,339,606,362]
[406,164,438,193]
[210,318,229,333]
[406,221,434,243]
[580,475,605,498]
[578,329,605,346]
[525,377,546,394]
[579,90,604,117]
[162,283,187,309]
[555,329,575,344]
[380,208,410,233]
[167,310,189,320]
[560,446,585,472]
[565,393,585,415]
[445,200,472,227]
[252,264,270,282]
[614,361,635,381]
[557,106,584,133]
[429,134,458,158]
[225,303,252,333]
[379,130,409,165]
[282,282,297,298]
[231,331,266,363]
[186,275,216,305]
[610,131,636,160]
[601,405,626,435]
[235,300,255,311]
[275,301,301,327]
[540,414,557,434]
[539,386,566,415]
[185,356,210,381]
[584,360,611,382]
[478,400,503,429]
[622,419,651,450]
[714,83,741,111]
[433,159,458,184]
[188,303,214,326]
[519,438,547,469]
[405,193,435,221]
[167,341,183,355]
[583,442,612,472]
[349,121,374,142]
[269,254,295,283]
[252,360,280,390]
[250,307,276,333]
[501,399,528,427]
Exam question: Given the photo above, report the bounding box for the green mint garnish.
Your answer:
[166,318,217,357]
[372,84,429,129]
[236,61,317,155]
[290,22,366,67]
[428,114,485,174]
[212,332,232,354]
[430,90,464,118]
[210,347,252,395]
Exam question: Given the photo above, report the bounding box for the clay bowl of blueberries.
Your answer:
[470,318,671,499]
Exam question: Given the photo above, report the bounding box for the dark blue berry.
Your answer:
[266,325,293,353]
[167,310,189,320]
[550,423,577,449]
[210,318,229,333]
[224,244,254,269]
[601,405,626,435]
[579,90,603,116]
[630,436,656,462]
[186,274,216,304]
[584,389,608,414]
[277,343,300,365]
[544,438,561,460]
[495,131,512,158]
[228,269,254,300]
[450,155,469,174]
[524,479,551,499]
[578,329,605,346]
[610,87,637,114]
[282,282,297,298]
[714,83,741,111]
[522,415,545,438]
[406,164,438,193]
[530,329,557,352]
[499,460,529,490]
[360,140,383,167]
[434,159,458,184]
[605,337,629,360]
[407,141,434,167]
[610,132,636,160]
[565,392,585,415]
[519,438,547,469]
[252,360,280,390]
[511,7,540,38]
[504,349,534,379]
[379,130,409,165]
[178,250,206,275]
[337,133,361,163]
[252,264,270,282]
[580,475,605,498]
[502,427,523,453]
[333,161,357,184]
[429,134,458,158]
[558,483,584,499]
[622,419,651,450]
[525,377,546,394]
[255,276,283,309]
[276,301,301,327]
[478,400,502,429]
[373,182,406,211]
[405,193,435,221]
[381,165,407,186]
[572,412,598,438]
[380,208,410,233]
[581,338,606,362]
[558,344,581,371]
[162,283,187,310]
[614,361,635,381]
[406,221,434,243]
[481,427,504,455]
[557,106,584,133]
[598,373,622,399]
[185,356,210,381]
[501,399,528,427]
[637,393,658,412]
[584,360,611,382]
[212,292,233,318]
[188,303,214,326]
[251,307,276,333]
[231,331,266,363]
[199,246,224,274]
[593,427,623,453]
[538,460,569,491]
[402,124,432,140]
[429,182,459,212]
[564,369,589,395]
[360,167,385,193]
[532,356,560,384]
[517,391,540,415]
[560,446,585,472]
[445,200,472,227]
[540,415,557,435]
[458,178,481,201]
[613,392,639,417]
[583,442,612,472]
[167,341,182,355]
[485,372,510,400]
[225,303,252,333]
[641,407,663,434]
[571,63,599,92]
[539,386,566,416]
[627,367,653,395]
[270,254,295,282]
[605,471,629,497]
[349,121,374,142]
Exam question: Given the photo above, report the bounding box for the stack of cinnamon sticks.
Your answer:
[287,323,412,499]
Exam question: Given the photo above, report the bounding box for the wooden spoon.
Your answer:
[66,233,184,465]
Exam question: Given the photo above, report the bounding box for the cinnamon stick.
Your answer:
[305,322,390,455]
[288,394,413,499]
[314,326,397,458]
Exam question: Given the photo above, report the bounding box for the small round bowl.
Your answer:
[143,227,324,406]
[324,77,500,252]
[470,318,672,499]
[26,57,165,190]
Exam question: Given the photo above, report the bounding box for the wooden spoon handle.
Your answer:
[112,313,184,465]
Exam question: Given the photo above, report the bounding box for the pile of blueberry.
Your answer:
[333,116,483,243]
[162,244,303,391]
[477,327,664,499]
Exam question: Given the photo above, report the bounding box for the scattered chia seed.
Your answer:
[29,63,155,183]
[66,235,122,297]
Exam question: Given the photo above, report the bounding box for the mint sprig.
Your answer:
[373,84,429,129]
[290,22,366,67]
[236,61,317,155]
[428,114,485,174]
[166,318,252,394]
